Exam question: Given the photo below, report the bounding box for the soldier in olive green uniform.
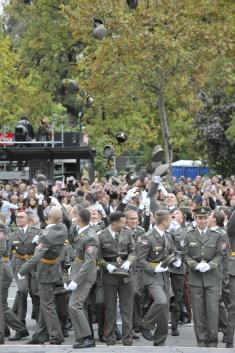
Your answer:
[226,210,235,348]
[10,211,40,325]
[1,223,29,341]
[98,211,135,346]
[169,209,187,336]
[18,207,68,345]
[68,208,99,349]
[0,224,6,344]
[125,209,146,334]
[137,210,178,346]
[182,207,224,347]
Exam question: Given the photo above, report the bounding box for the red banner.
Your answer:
[0,132,14,146]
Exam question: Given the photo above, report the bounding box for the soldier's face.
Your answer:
[126,212,139,229]
[16,212,29,227]
[196,216,208,230]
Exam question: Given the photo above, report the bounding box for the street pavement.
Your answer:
[1,281,231,352]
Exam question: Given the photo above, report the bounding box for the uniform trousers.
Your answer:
[226,275,235,345]
[0,261,4,344]
[103,276,133,344]
[142,281,169,345]
[190,285,219,347]
[170,273,184,329]
[31,282,64,344]
[69,282,94,341]
[2,274,26,332]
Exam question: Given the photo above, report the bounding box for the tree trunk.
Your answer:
[157,87,173,185]
[157,87,172,164]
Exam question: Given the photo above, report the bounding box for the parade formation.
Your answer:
[0,155,234,349]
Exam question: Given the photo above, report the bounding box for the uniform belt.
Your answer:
[148,261,160,267]
[15,253,33,261]
[231,252,235,256]
[2,256,10,262]
[40,257,59,265]
[74,256,84,263]
[103,256,128,262]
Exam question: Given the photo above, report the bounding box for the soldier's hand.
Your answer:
[107,264,117,273]
[17,273,25,280]
[123,187,140,204]
[172,259,182,268]
[157,183,168,196]
[49,196,62,208]
[154,262,168,273]
[196,262,210,272]
[67,280,78,291]
[121,261,131,271]
[32,234,39,244]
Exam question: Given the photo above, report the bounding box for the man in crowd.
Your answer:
[18,206,68,345]
[68,208,99,349]
[10,211,40,327]
[98,211,135,346]
[137,210,180,346]
[182,207,224,347]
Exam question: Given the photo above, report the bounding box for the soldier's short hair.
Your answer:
[155,210,170,225]
[213,209,225,227]
[78,208,90,225]
[109,211,125,223]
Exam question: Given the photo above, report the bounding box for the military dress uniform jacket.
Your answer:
[70,226,99,286]
[136,227,175,286]
[98,226,135,284]
[182,228,223,287]
[19,223,68,283]
[227,211,235,276]
[170,226,187,275]
[10,226,40,275]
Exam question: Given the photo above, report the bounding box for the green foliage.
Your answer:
[0,0,234,173]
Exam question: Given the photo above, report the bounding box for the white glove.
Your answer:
[196,262,210,272]
[17,273,25,280]
[36,193,44,205]
[121,261,131,271]
[49,196,61,208]
[123,187,139,204]
[68,266,71,275]
[154,262,168,273]
[95,202,106,217]
[67,280,78,291]
[64,283,68,290]
[153,176,161,183]
[172,259,182,268]
[107,264,117,273]
[23,191,28,199]
[32,234,39,244]
[157,183,168,196]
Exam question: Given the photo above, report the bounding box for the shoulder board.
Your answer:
[123,226,130,230]
[137,225,145,231]
[186,229,195,234]
[210,229,221,234]
[98,229,107,237]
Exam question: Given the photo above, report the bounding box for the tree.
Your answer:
[195,91,235,176]
[63,0,234,164]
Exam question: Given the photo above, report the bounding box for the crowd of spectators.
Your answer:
[0,173,234,228]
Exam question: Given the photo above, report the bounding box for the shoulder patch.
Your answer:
[141,238,149,245]
[0,231,5,240]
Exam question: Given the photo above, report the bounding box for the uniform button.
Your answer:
[202,246,204,248]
